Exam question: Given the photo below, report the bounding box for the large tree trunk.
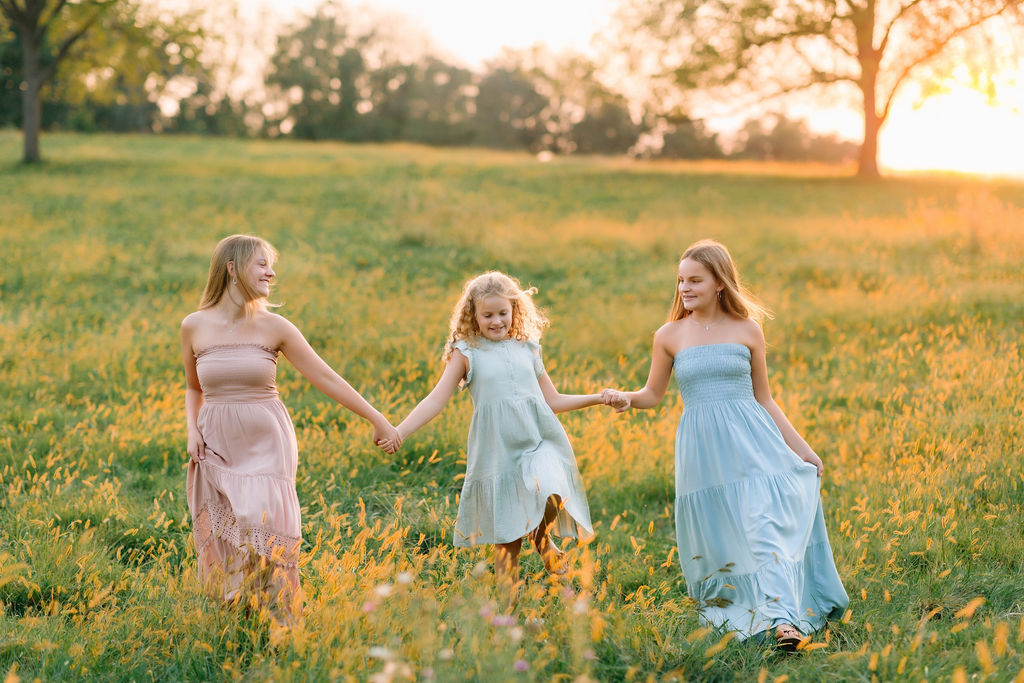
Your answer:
[19,28,43,163]
[858,93,881,179]
[854,1,881,179]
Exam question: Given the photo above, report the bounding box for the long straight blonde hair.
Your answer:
[199,234,279,319]
[668,239,771,323]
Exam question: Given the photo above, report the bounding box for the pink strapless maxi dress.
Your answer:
[186,343,302,613]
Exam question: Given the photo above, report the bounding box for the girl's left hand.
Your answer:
[373,422,401,454]
[802,451,824,477]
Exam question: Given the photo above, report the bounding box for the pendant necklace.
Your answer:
[692,316,718,332]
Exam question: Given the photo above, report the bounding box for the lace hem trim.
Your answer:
[193,500,300,567]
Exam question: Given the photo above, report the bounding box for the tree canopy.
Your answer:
[0,0,202,161]
[616,0,1023,177]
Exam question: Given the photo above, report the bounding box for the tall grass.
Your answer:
[1,130,1023,681]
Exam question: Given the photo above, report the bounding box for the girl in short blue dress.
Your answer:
[380,271,618,587]
[604,239,848,651]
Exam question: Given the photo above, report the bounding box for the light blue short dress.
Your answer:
[673,343,848,638]
[451,338,594,547]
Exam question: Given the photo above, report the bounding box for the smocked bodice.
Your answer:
[673,343,754,406]
[195,343,280,403]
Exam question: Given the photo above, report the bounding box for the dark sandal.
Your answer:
[774,624,804,652]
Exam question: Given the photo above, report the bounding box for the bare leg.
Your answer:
[531,495,567,575]
[494,539,522,609]
[494,539,522,585]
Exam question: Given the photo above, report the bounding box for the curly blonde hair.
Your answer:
[443,271,548,360]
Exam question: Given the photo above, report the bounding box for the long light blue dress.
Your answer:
[451,338,594,548]
[673,343,848,638]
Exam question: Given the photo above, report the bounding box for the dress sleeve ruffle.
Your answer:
[452,339,473,390]
[525,340,544,377]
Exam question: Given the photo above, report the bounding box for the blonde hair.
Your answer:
[198,234,279,319]
[668,239,771,323]
[444,271,548,360]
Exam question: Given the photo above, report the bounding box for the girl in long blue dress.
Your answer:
[603,239,848,650]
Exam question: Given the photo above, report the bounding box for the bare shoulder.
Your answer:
[654,319,686,343]
[262,310,295,331]
[735,317,766,351]
[653,319,687,355]
[180,310,207,336]
[655,319,685,336]
[261,311,300,346]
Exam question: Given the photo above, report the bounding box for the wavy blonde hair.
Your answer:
[199,234,279,319]
[444,271,548,360]
[668,239,771,323]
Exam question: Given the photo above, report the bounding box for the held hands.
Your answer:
[373,420,402,455]
[601,388,631,413]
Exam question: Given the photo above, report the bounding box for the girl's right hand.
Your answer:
[601,389,631,413]
[187,428,207,462]
[373,421,402,454]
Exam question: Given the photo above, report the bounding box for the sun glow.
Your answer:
[879,69,1024,178]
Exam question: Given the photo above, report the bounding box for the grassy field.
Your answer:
[1,129,1023,681]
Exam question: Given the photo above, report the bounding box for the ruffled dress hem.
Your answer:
[688,539,848,639]
[454,460,595,547]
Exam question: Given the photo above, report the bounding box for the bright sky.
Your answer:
[266,0,619,67]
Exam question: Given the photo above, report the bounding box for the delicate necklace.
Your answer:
[690,316,718,332]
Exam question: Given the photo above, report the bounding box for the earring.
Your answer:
[717,290,722,300]
[232,278,237,285]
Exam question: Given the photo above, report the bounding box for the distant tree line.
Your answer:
[0,1,857,163]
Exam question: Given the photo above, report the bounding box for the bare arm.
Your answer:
[622,326,677,410]
[180,316,206,462]
[537,372,604,414]
[277,317,398,445]
[395,351,468,441]
[748,323,823,476]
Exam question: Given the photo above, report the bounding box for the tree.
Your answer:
[265,5,370,140]
[396,57,476,146]
[474,49,642,155]
[0,0,201,160]
[616,0,1023,177]
[731,115,850,161]
[532,52,642,155]
[658,117,724,159]
[472,65,548,151]
[1,0,113,161]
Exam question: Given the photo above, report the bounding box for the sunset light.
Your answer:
[879,68,1024,178]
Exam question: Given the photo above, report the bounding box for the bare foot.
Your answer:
[531,530,567,575]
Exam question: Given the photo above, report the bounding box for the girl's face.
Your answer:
[475,295,513,340]
[241,248,275,298]
[677,258,722,312]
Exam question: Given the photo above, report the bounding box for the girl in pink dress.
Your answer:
[180,234,399,621]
